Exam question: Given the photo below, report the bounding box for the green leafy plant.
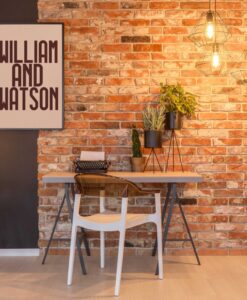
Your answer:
[132,126,142,158]
[159,83,197,118]
[143,105,165,131]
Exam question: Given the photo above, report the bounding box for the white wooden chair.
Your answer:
[67,173,163,296]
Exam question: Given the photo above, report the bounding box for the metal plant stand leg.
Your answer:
[178,201,200,265]
[65,184,87,274]
[71,184,91,257]
[42,193,66,265]
[165,130,184,172]
[152,184,172,256]
[155,183,176,275]
[144,148,163,173]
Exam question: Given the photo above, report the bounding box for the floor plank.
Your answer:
[0,255,247,300]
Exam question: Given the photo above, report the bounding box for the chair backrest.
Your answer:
[74,173,148,198]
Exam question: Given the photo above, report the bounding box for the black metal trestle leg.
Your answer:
[42,184,87,275]
[155,183,200,275]
[152,184,172,256]
[42,193,66,265]
[178,202,200,265]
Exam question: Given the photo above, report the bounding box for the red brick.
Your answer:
[229,232,247,239]
[213,139,242,146]
[213,121,242,129]
[70,27,99,35]
[70,61,99,69]
[65,122,89,129]
[120,69,149,77]
[105,113,135,121]
[149,2,179,9]
[180,2,209,9]
[105,78,133,86]
[93,2,119,9]
[133,44,162,52]
[106,95,134,103]
[41,147,71,155]
[197,147,226,155]
[228,113,247,120]
[182,19,198,26]
[213,173,243,181]
[229,130,247,138]
[181,138,211,146]
[164,27,188,34]
[121,53,150,60]
[214,189,243,197]
[102,44,131,52]
[120,19,150,26]
[198,113,227,120]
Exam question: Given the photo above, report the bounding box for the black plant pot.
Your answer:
[144,130,162,148]
[165,112,182,130]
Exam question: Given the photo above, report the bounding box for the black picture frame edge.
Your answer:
[0,22,64,131]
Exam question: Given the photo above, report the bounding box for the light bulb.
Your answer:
[205,11,214,40]
[206,22,214,39]
[212,48,220,69]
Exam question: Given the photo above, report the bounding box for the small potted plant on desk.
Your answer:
[142,105,165,172]
[159,83,197,130]
[130,126,145,172]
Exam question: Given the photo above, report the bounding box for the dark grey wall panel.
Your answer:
[0,131,38,248]
[0,0,38,248]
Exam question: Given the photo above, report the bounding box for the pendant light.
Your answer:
[194,0,235,76]
[195,46,231,77]
[189,0,230,48]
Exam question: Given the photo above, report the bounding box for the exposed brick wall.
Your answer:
[38,0,247,255]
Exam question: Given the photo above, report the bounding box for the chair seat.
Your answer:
[78,212,151,230]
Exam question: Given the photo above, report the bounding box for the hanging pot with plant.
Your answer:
[130,125,145,172]
[159,83,197,130]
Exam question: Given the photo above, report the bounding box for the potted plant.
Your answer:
[159,83,197,130]
[143,105,165,148]
[130,126,145,172]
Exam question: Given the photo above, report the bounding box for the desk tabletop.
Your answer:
[42,171,202,184]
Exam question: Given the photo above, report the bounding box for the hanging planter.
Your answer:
[165,112,182,130]
[144,130,162,148]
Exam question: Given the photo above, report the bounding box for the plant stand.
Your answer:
[165,129,184,172]
[144,148,163,173]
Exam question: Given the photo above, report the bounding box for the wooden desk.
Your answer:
[42,171,202,274]
[43,171,202,184]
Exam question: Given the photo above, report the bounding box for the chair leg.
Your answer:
[67,225,77,285]
[156,220,163,280]
[114,229,126,296]
[100,231,105,268]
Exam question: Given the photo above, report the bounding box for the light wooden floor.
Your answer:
[0,255,247,300]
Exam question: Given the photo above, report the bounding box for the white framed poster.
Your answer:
[0,23,64,129]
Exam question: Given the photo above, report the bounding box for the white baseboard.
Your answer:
[0,249,40,257]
